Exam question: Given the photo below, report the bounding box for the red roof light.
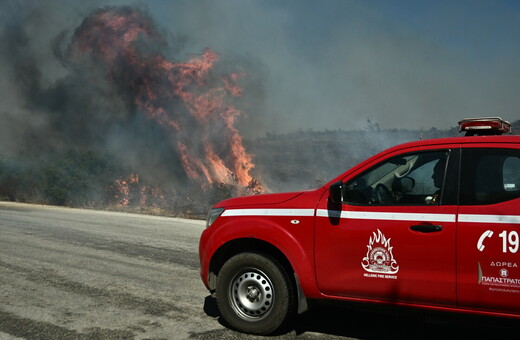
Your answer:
[458,117,512,136]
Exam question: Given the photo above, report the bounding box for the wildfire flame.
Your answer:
[113,173,139,207]
[113,173,166,207]
[67,6,264,196]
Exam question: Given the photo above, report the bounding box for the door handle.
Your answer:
[410,224,443,233]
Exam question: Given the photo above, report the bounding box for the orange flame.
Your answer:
[69,6,264,195]
[113,173,166,208]
[113,173,139,207]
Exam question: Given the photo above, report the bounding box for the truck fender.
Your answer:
[206,216,320,298]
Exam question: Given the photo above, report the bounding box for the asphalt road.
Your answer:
[0,202,518,340]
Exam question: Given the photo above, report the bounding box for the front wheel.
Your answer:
[216,252,296,335]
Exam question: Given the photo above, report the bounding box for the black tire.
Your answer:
[216,252,296,335]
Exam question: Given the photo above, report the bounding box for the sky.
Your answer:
[2,0,520,138]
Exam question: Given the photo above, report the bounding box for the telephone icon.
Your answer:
[477,230,493,252]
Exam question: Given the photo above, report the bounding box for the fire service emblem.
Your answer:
[362,229,399,275]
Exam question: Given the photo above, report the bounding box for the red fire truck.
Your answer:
[199,117,520,334]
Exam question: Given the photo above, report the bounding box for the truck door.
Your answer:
[457,147,520,314]
[315,147,458,306]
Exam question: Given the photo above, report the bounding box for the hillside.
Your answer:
[1,120,518,216]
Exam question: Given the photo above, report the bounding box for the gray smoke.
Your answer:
[0,1,262,195]
[1,0,520,202]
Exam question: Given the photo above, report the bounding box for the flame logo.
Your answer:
[362,229,399,274]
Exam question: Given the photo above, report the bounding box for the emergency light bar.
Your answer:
[458,117,512,136]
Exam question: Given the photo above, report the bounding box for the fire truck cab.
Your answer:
[199,117,520,335]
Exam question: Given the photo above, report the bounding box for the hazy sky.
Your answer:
[3,0,520,136]
[152,0,520,134]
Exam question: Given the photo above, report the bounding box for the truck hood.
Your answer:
[214,191,306,208]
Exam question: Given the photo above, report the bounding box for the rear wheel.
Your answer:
[216,252,295,335]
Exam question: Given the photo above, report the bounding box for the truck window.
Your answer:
[343,151,449,206]
[504,156,520,191]
[460,148,520,205]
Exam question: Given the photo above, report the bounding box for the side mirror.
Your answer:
[329,181,343,204]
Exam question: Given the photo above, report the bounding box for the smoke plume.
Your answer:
[0,2,264,211]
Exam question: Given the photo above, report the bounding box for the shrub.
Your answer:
[42,149,118,207]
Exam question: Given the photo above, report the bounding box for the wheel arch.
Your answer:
[209,238,293,289]
[208,237,309,313]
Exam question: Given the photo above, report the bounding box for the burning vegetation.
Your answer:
[2,5,518,217]
[0,5,264,217]
[67,7,263,195]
